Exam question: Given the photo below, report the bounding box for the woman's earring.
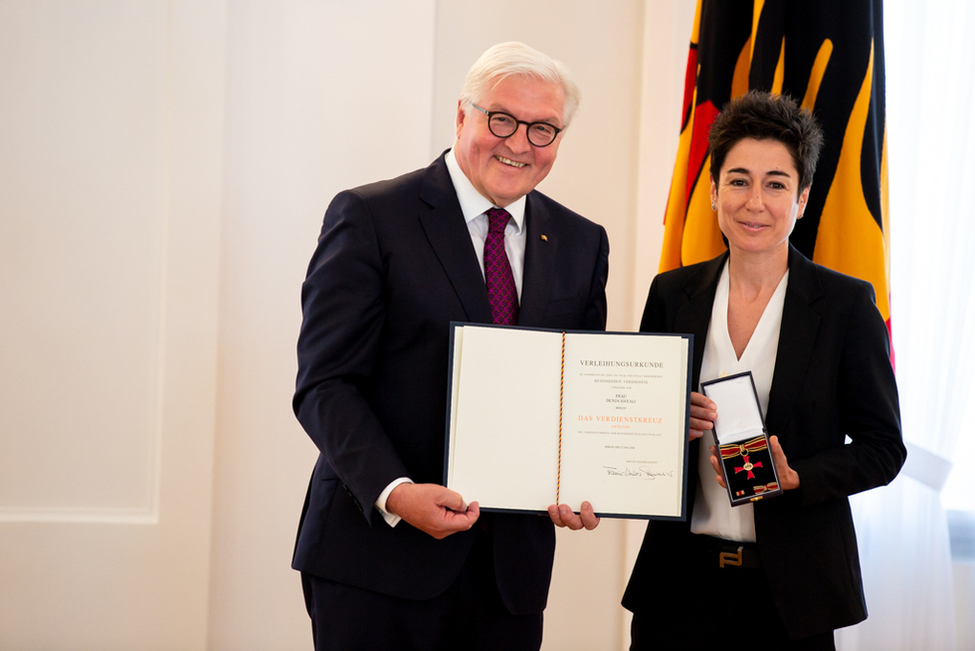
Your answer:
[711,203,716,211]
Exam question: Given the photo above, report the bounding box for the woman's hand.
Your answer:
[707,445,727,488]
[689,391,717,440]
[707,434,800,490]
[769,435,800,490]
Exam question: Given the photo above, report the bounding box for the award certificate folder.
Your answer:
[700,371,783,506]
[445,323,692,520]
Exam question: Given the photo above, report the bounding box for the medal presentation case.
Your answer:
[700,372,783,506]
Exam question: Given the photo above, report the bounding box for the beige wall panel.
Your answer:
[0,0,168,519]
[0,1,225,648]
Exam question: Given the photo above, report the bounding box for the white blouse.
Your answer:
[690,260,789,543]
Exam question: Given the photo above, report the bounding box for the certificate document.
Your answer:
[445,324,692,520]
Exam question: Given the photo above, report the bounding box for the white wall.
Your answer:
[0,1,226,649]
[0,2,693,649]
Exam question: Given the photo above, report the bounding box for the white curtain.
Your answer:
[836,0,975,649]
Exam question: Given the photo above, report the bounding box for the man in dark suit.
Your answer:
[292,42,607,650]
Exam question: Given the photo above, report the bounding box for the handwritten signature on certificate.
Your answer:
[602,466,675,480]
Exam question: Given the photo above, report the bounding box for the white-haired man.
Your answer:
[293,42,606,650]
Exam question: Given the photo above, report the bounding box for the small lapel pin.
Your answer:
[540,234,548,242]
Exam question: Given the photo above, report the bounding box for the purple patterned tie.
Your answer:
[484,208,519,325]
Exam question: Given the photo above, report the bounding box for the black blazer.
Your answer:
[292,152,609,615]
[622,246,905,639]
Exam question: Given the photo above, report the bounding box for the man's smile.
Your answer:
[496,155,527,168]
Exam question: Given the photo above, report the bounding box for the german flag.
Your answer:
[660,0,891,336]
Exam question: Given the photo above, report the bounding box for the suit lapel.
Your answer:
[675,252,727,388]
[764,246,823,439]
[418,155,493,324]
[518,194,555,326]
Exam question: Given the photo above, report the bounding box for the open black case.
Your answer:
[700,371,783,506]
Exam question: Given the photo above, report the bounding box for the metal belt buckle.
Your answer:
[719,546,744,568]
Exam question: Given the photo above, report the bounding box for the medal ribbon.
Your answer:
[719,436,768,460]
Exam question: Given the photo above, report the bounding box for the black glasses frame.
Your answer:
[471,103,563,147]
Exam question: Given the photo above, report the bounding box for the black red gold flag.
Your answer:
[660,0,891,333]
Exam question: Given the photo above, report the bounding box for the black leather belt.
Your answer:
[693,534,762,569]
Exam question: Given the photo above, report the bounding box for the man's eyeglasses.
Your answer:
[471,104,562,148]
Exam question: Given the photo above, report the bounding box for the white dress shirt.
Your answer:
[690,260,789,542]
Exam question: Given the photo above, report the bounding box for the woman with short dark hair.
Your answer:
[623,90,905,650]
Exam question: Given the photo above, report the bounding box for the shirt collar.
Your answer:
[445,148,526,233]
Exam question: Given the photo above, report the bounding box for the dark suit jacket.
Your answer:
[292,152,609,615]
[622,246,905,639]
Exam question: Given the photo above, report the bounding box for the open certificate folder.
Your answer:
[445,324,692,520]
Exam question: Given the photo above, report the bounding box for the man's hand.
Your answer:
[708,435,800,490]
[689,391,717,440]
[547,501,599,531]
[385,483,479,539]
